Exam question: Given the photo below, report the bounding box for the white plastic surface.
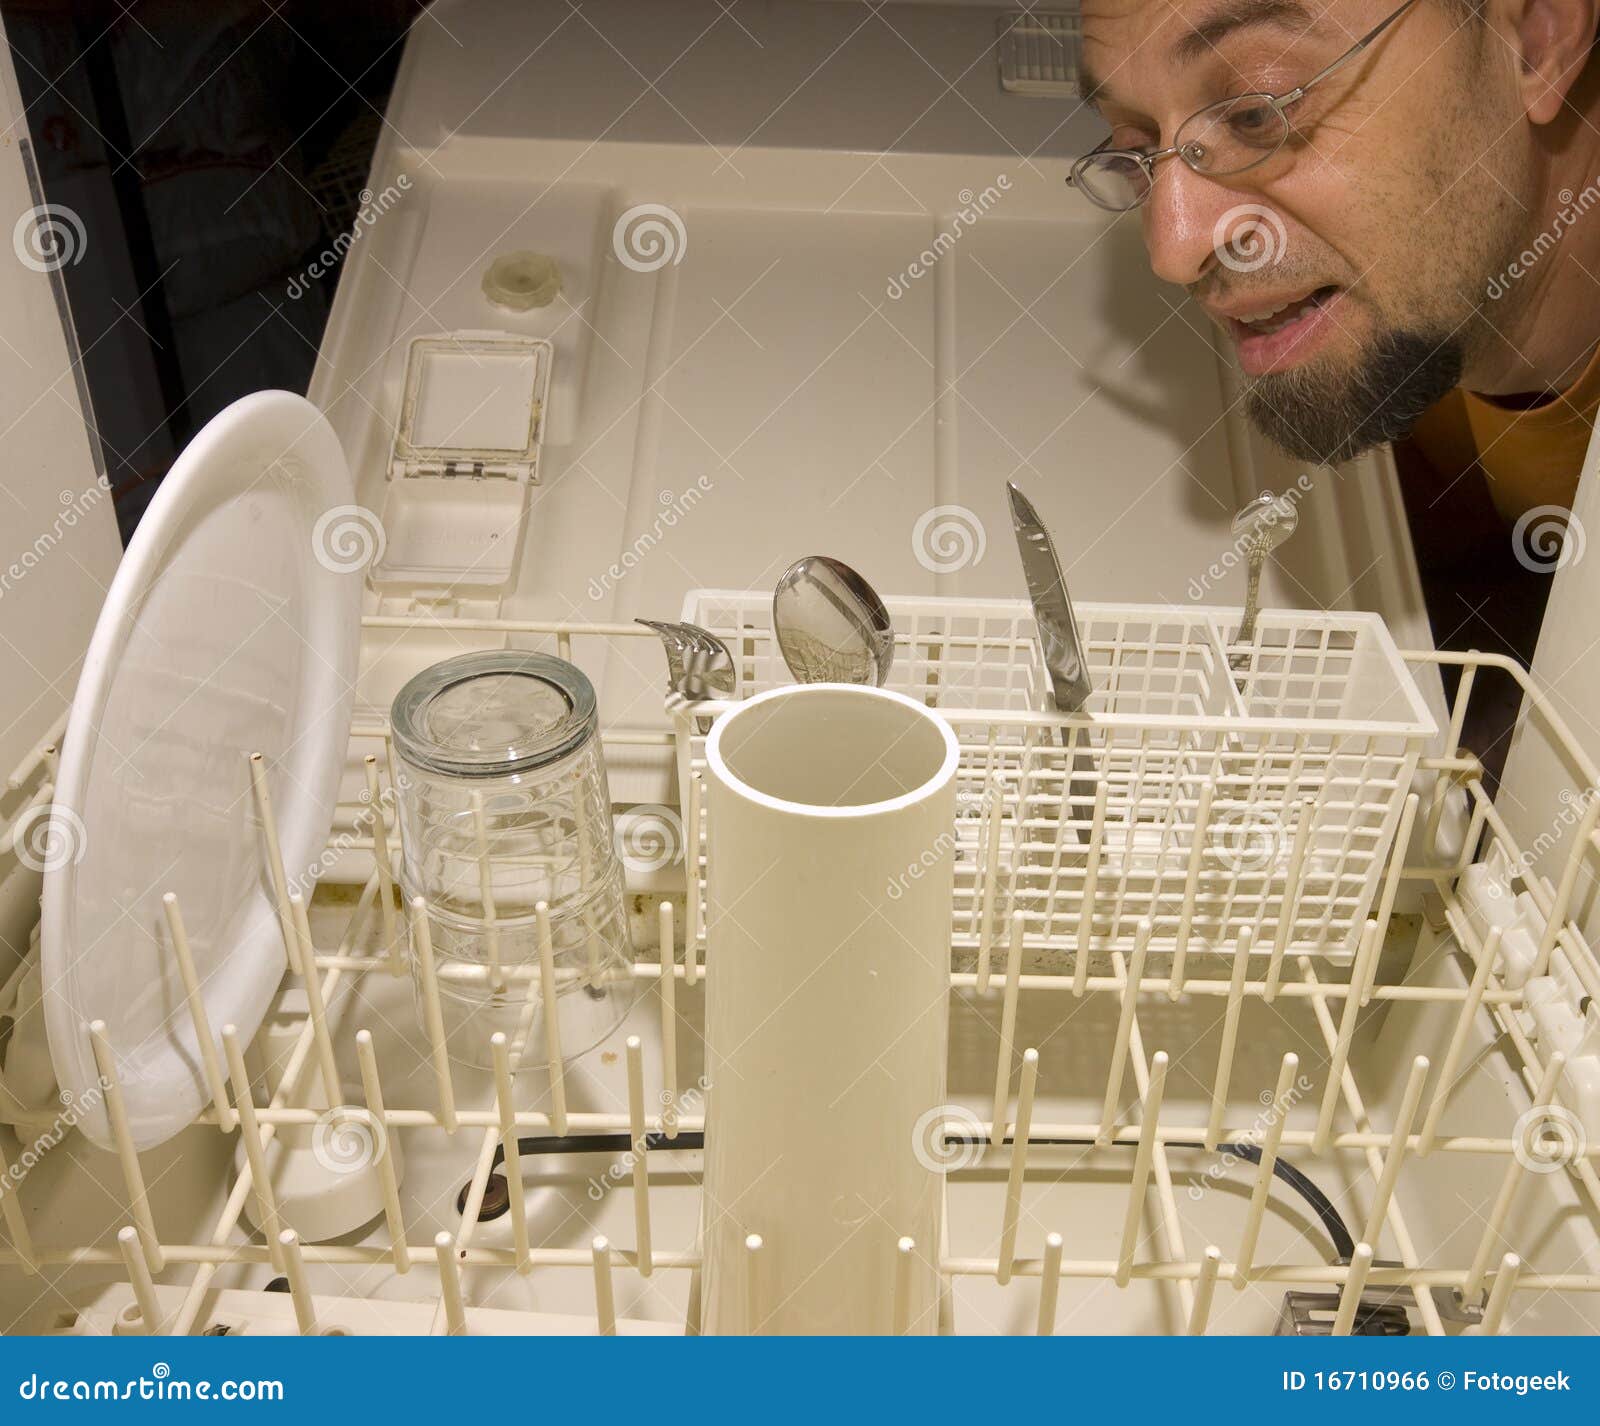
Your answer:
[42,392,363,1151]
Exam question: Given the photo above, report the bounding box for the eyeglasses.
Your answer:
[1067,0,1421,212]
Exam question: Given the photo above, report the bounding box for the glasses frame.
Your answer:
[1066,0,1422,211]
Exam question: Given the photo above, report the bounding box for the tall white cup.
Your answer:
[699,683,960,1334]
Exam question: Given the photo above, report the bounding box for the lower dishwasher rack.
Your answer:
[1,624,1598,1337]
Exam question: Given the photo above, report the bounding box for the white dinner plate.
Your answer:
[43,391,363,1150]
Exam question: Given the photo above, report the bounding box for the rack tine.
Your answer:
[975,795,1004,994]
[1235,1053,1298,1283]
[222,1024,286,1276]
[1115,1050,1167,1288]
[116,1225,161,1334]
[354,1031,407,1275]
[1171,781,1214,998]
[989,911,1025,1146]
[659,901,679,1139]
[592,1236,617,1335]
[997,1048,1038,1285]
[1331,1242,1374,1336]
[248,752,302,975]
[1419,926,1502,1153]
[1265,800,1313,1000]
[409,896,458,1132]
[1187,1245,1222,1335]
[363,755,401,972]
[0,1137,38,1274]
[290,892,341,1108]
[1479,1252,1521,1335]
[490,1033,531,1274]
[1074,783,1110,971]
[87,1020,163,1274]
[892,1236,916,1335]
[1367,795,1419,979]
[1036,1232,1062,1335]
[684,769,702,989]
[161,893,233,1131]
[536,902,569,1137]
[1098,920,1152,1147]
[434,1231,468,1335]
[626,1035,653,1277]
[1313,920,1379,1154]
[278,1229,318,1335]
[1205,923,1253,1151]
[744,1233,764,1329]
[1361,1055,1429,1249]
[1535,791,1600,978]
[1464,1053,1566,1299]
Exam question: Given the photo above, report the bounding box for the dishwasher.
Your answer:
[1,0,1599,1340]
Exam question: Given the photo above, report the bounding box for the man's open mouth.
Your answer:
[1221,285,1343,376]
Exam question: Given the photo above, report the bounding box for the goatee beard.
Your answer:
[1244,329,1465,466]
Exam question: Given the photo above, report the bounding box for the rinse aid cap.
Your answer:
[482,251,562,311]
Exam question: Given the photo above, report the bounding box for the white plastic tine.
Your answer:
[1361,1055,1429,1249]
[222,1024,285,1276]
[161,893,233,1131]
[490,1033,531,1275]
[997,1048,1038,1285]
[363,755,401,972]
[892,1237,916,1335]
[289,893,341,1109]
[1313,920,1379,1154]
[278,1230,318,1335]
[684,769,702,989]
[354,1031,407,1275]
[1536,792,1600,978]
[1074,782,1110,969]
[975,795,1004,994]
[592,1236,617,1336]
[248,752,301,976]
[1115,1050,1167,1288]
[1205,924,1254,1152]
[1171,781,1214,998]
[1265,800,1313,1000]
[744,1233,764,1329]
[1187,1246,1222,1335]
[0,1136,39,1274]
[469,790,505,992]
[1420,926,1502,1154]
[434,1231,468,1336]
[659,901,679,1140]
[1367,794,1419,980]
[1331,1242,1374,1336]
[116,1225,161,1334]
[1036,1232,1063,1336]
[1236,1053,1298,1283]
[1479,1253,1522,1336]
[536,902,569,1137]
[409,896,457,1132]
[989,911,1025,1146]
[87,1020,163,1274]
[1098,921,1151,1147]
[1464,1053,1566,1299]
[627,1035,653,1277]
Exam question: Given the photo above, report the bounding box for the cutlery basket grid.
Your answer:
[674,593,1437,964]
[1,616,1598,1337]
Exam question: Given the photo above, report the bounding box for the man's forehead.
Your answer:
[1078,0,1326,105]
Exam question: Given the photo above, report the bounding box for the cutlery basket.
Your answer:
[671,593,1437,966]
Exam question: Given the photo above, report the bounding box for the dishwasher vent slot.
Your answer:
[997,10,1083,98]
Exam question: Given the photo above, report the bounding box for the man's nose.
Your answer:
[1141,160,1250,287]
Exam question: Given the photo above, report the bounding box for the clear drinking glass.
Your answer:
[390,651,635,1070]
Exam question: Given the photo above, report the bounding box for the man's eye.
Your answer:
[1226,101,1280,142]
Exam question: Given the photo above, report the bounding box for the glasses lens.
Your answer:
[1177,94,1289,175]
[1072,152,1150,212]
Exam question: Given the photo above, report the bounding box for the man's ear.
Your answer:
[1497,0,1599,122]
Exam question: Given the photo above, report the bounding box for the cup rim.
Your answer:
[704,682,960,819]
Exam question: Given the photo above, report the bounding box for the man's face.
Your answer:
[1077,0,1532,463]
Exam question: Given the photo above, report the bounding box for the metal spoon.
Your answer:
[772,555,895,686]
[1229,490,1300,671]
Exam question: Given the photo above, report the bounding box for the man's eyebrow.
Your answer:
[1077,0,1318,108]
